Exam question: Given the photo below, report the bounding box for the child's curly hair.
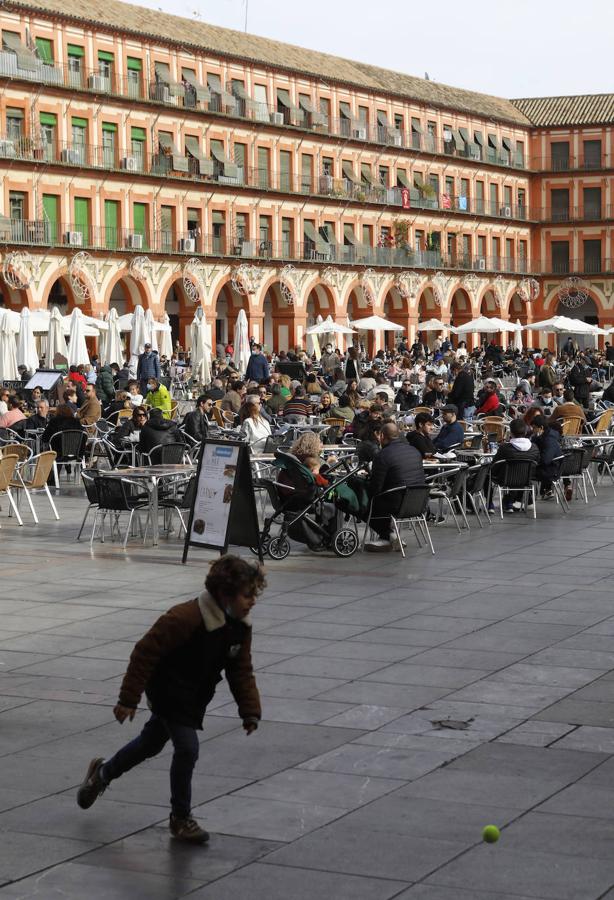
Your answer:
[205,554,266,599]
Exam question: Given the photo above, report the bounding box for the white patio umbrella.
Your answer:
[233,308,251,375]
[0,313,18,380]
[453,315,519,334]
[305,315,355,335]
[129,304,147,365]
[417,318,453,332]
[190,313,211,385]
[524,315,602,335]
[511,319,524,352]
[159,312,174,359]
[67,308,91,367]
[16,307,40,373]
[102,307,123,367]
[144,308,159,353]
[46,305,67,367]
[349,314,405,332]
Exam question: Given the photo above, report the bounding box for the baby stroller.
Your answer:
[255,450,365,559]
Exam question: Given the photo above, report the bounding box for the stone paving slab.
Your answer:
[2,483,614,898]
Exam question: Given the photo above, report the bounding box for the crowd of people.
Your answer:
[1,330,611,551]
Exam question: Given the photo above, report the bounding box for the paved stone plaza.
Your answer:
[2,483,614,899]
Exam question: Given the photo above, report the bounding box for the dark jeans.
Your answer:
[370,496,400,540]
[103,714,199,818]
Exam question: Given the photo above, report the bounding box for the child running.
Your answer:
[76,554,264,844]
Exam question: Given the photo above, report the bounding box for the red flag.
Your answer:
[401,187,411,209]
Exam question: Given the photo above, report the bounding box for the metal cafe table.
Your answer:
[98,464,195,546]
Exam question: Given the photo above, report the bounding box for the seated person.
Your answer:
[367,374,395,403]
[283,386,313,420]
[421,376,447,408]
[126,380,144,407]
[357,421,383,465]
[138,407,183,456]
[475,379,502,416]
[77,384,102,426]
[144,378,172,419]
[491,417,540,512]
[365,422,426,551]
[352,403,384,439]
[548,389,586,425]
[531,414,562,499]
[433,404,464,452]
[358,368,377,394]
[183,395,212,442]
[330,393,355,423]
[317,392,334,417]
[204,378,225,402]
[303,455,329,487]
[395,379,419,412]
[105,391,131,425]
[114,406,148,442]
[0,395,26,430]
[406,412,437,458]
[25,399,49,431]
[305,373,323,396]
[42,404,84,451]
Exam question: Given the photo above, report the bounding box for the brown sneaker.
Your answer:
[76,757,107,809]
[169,813,210,844]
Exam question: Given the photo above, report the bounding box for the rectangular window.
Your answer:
[132,202,148,248]
[358,105,369,125]
[101,122,117,168]
[319,97,330,129]
[583,186,601,220]
[445,176,454,201]
[477,235,486,259]
[126,57,142,99]
[40,112,57,162]
[279,149,292,192]
[362,224,373,247]
[9,190,25,220]
[35,37,53,64]
[551,141,570,171]
[233,142,246,183]
[475,180,484,213]
[378,166,389,187]
[160,205,173,252]
[97,50,114,89]
[212,210,225,253]
[339,100,352,136]
[259,215,271,245]
[130,127,146,170]
[517,188,526,220]
[187,208,201,244]
[489,182,498,214]
[551,188,570,222]
[551,240,569,274]
[411,117,422,150]
[460,178,470,207]
[301,153,313,193]
[519,240,528,271]
[584,140,601,169]
[104,198,119,249]
[584,238,602,273]
[257,146,270,189]
[71,116,87,164]
[73,196,90,244]
[281,216,292,254]
[429,174,439,199]
[503,186,512,208]
[234,212,248,245]
[505,238,514,271]
[492,237,500,267]
[462,234,471,262]
[42,194,58,242]
[6,107,23,141]
[515,140,525,167]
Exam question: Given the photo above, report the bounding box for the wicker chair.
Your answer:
[10,451,59,523]
[0,454,22,526]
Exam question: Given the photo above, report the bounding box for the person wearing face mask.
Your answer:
[530,387,555,412]
[548,389,586,426]
[319,343,337,380]
[144,377,172,419]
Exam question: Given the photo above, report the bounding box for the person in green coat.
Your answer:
[145,377,172,418]
[95,364,116,406]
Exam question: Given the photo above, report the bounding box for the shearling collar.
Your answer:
[197,590,251,630]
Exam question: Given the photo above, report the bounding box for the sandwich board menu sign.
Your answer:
[182,438,261,562]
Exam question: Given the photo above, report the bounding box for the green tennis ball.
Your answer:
[482,825,500,843]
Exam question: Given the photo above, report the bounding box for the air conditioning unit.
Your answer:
[61,148,82,164]
[65,231,83,246]
[478,258,486,270]
[180,238,195,252]
[87,74,109,91]
[0,139,16,157]
[501,205,512,218]
[388,130,403,146]
[126,233,143,249]
[271,112,284,125]
[353,126,367,140]
[319,174,333,193]
[120,156,138,171]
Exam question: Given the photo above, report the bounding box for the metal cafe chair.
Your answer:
[49,430,87,488]
[465,462,493,527]
[428,467,470,532]
[491,458,537,519]
[362,484,434,556]
[0,454,22,526]
[9,451,59,523]
[91,476,151,549]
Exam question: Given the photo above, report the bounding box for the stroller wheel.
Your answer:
[250,537,270,557]
[332,528,359,557]
[267,536,291,560]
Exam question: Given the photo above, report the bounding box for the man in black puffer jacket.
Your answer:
[365,422,425,550]
[138,407,184,457]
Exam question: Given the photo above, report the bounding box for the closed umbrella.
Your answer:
[103,307,123,367]
[512,319,523,352]
[159,312,174,359]
[190,313,211,385]
[46,305,67,367]
[0,313,18,380]
[144,308,159,353]
[129,305,147,367]
[307,314,323,359]
[67,308,91,367]
[17,307,40,373]
[233,309,250,375]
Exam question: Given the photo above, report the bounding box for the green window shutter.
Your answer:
[67,43,84,57]
[104,199,119,249]
[102,122,117,133]
[35,37,53,63]
[133,203,147,246]
[280,150,291,191]
[42,194,58,241]
[131,127,146,141]
[39,112,57,126]
[71,116,88,129]
[98,50,114,62]
[74,197,89,242]
[126,56,142,71]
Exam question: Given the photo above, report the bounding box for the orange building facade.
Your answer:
[0,0,610,354]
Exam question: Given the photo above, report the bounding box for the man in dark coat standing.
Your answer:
[137,343,161,397]
[568,355,593,408]
[245,344,269,383]
[447,362,475,420]
[365,422,425,551]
